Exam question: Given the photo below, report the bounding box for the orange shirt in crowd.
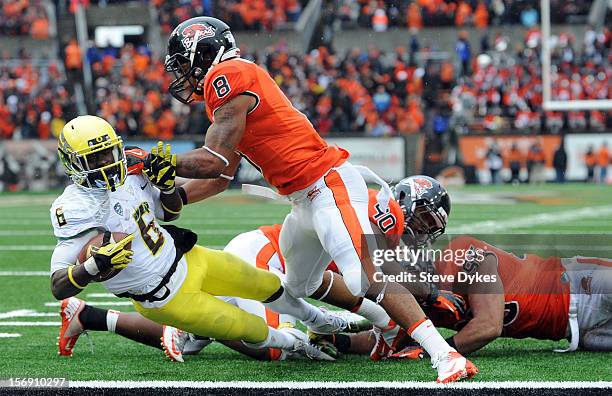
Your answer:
[597,146,610,167]
[406,3,423,29]
[455,1,472,26]
[65,41,82,70]
[31,17,49,39]
[505,148,524,167]
[527,148,546,164]
[474,1,489,28]
[584,152,597,167]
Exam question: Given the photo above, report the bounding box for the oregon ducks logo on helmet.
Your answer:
[58,116,127,192]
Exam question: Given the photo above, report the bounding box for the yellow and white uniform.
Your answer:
[50,174,282,343]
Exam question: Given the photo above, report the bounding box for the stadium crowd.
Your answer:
[333,0,593,30]
[0,0,50,38]
[156,0,305,33]
[0,57,77,140]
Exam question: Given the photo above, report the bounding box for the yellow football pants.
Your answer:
[134,245,281,343]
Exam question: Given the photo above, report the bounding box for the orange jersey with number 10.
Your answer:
[203,58,349,195]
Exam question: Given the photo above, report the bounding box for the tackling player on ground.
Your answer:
[151,15,476,382]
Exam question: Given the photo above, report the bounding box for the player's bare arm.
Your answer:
[179,154,241,203]
[451,254,504,354]
[51,265,95,300]
[176,95,254,179]
[159,188,183,221]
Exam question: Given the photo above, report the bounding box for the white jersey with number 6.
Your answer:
[49,175,179,296]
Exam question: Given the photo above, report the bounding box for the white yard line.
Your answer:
[448,205,612,234]
[44,301,132,307]
[0,310,56,319]
[86,293,116,298]
[0,271,49,276]
[0,321,60,326]
[0,245,56,251]
[68,380,612,389]
[0,245,224,251]
[0,333,21,338]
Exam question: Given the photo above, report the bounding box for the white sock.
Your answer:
[264,288,324,326]
[356,298,392,328]
[410,318,453,357]
[106,310,120,333]
[244,326,295,350]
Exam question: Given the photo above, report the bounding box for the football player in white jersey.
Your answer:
[50,115,357,361]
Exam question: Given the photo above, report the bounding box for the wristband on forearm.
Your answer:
[83,256,100,276]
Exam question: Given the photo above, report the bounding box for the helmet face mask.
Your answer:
[58,116,127,192]
[403,200,448,246]
[165,53,205,104]
[393,176,451,247]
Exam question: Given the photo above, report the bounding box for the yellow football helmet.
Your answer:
[58,115,127,191]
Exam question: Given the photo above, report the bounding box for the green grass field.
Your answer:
[1,183,611,382]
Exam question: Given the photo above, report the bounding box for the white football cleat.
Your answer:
[58,297,86,356]
[182,333,213,355]
[161,326,189,362]
[432,350,478,383]
[306,307,369,335]
[286,327,335,361]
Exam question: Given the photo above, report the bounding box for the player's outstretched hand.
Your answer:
[425,288,467,322]
[143,141,177,193]
[91,232,135,272]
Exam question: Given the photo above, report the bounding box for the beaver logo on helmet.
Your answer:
[181,24,216,49]
[412,177,433,198]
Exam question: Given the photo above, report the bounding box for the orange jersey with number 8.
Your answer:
[203,58,349,195]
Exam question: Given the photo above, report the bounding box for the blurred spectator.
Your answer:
[597,142,610,183]
[456,31,471,76]
[520,4,539,28]
[64,40,82,81]
[485,142,503,184]
[372,8,388,32]
[527,141,546,183]
[553,139,567,183]
[473,1,488,29]
[506,143,524,183]
[584,145,596,182]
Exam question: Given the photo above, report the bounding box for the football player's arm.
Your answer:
[175,95,255,179]
[178,155,241,204]
[50,234,98,300]
[450,254,505,355]
[158,188,183,222]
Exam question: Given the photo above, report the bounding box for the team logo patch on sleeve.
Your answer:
[181,24,216,49]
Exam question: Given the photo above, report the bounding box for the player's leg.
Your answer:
[566,258,612,349]
[133,258,332,360]
[313,164,474,381]
[186,245,283,302]
[58,297,187,361]
[223,230,346,332]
